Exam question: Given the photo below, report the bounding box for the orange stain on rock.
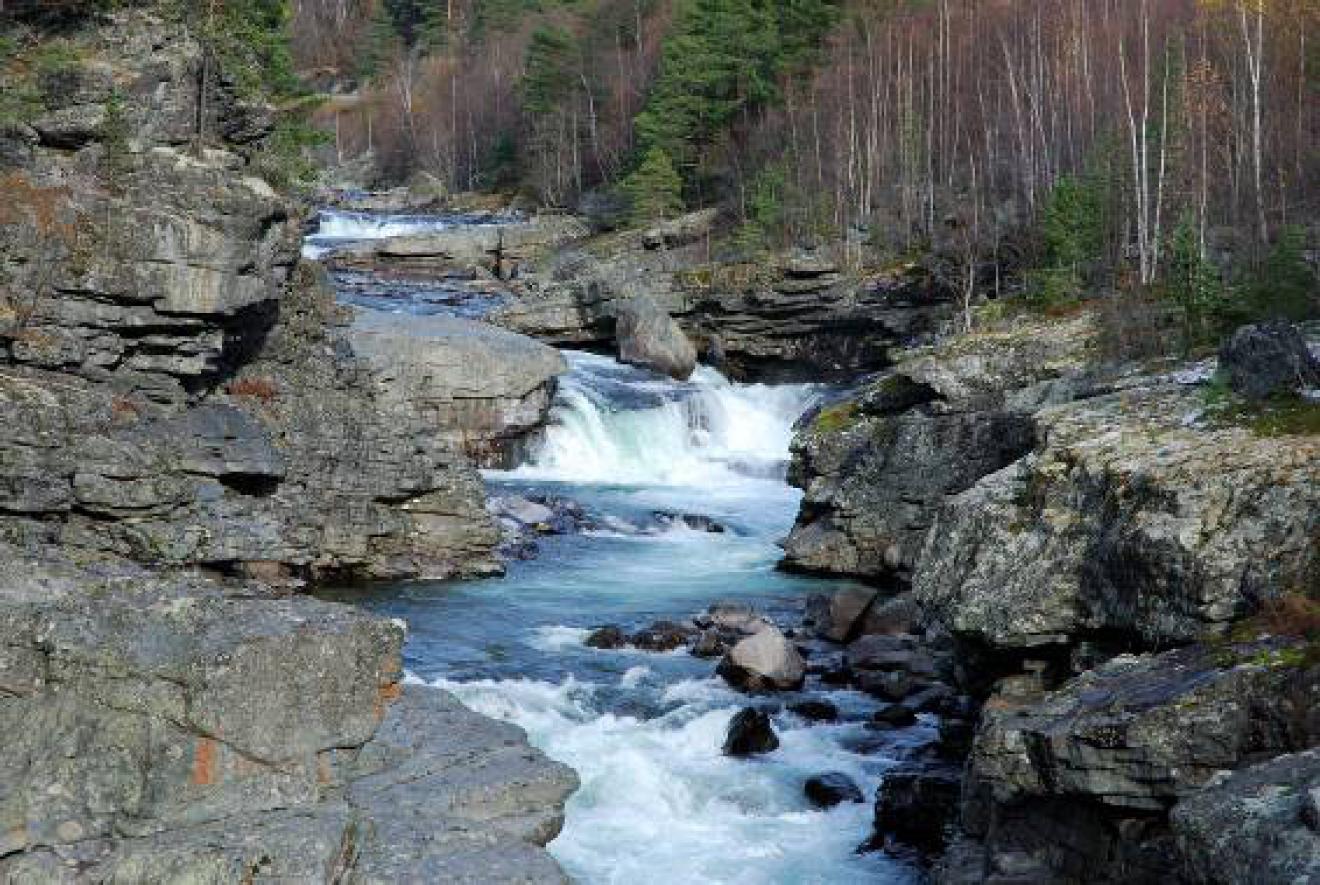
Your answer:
[191,737,219,786]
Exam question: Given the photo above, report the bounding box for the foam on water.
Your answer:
[301,208,517,259]
[431,674,912,885]
[504,352,818,489]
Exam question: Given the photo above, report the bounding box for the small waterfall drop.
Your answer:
[302,208,518,258]
[506,352,818,487]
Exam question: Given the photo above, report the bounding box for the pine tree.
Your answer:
[623,147,685,224]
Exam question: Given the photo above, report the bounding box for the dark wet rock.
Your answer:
[873,763,963,855]
[787,700,840,723]
[847,634,939,678]
[652,510,727,533]
[585,626,628,650]
[870,704,918,728]
[613,295,698,381]
[691,629,733,658]
[717,626,807,692]
[1219,321,1320,401]
[805,773,865,809]
[630,620,696,652]
[858,670,918,702]
[723,708,780,757]
[903,684,955,714]
[936,718,977,761]
[1171,748,1320,884]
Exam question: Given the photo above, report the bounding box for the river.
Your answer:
[312,210,923,884]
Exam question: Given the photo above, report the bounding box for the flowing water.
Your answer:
[316,211,922,884]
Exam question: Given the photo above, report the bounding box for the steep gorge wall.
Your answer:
[783,314,1320,881]
[0,7,575,879]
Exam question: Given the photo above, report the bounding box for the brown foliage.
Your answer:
[1261,593,1320,640]
[226,376,279,403]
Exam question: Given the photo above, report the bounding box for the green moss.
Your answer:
[1204,384,1320,438]
[813,401,859,434]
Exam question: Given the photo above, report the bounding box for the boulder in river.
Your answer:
[585,626,628,649]
[717,626,807,692]
[815,586,880,642]
[1218,320,1320,400]
[700,601,767,634]
[613,295,698,381]
[723,708,780,757]
[805,773,865,809]
[630,620,696,652]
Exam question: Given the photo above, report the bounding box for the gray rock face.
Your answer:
[782,317,1094,580]
[0,548,577,882]
[329,215,589,279]
[1219,320,1320,400]
[491,233,951,382]
[914,380,1320,650]
[1171,748,1320,884]
[952,643,1319,882]
[0,10,574,880]
[613,295,698,381]
[349,309,567,467]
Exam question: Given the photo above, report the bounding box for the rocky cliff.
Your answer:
[784,311,1320,881]
[0,6,575,878]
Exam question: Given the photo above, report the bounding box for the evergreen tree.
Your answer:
[623,147,685,224]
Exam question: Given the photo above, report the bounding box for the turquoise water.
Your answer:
[332,352,924,884]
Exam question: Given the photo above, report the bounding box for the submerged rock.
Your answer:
[787,699,840,723]
[723,708,780,756]
[585,625,628,649]
[805,773,865,809]
[630,620,696,652]
[717,626,807,692]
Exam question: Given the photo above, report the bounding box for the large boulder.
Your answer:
[1219,321,1320,401]
[1171,748,1320,884]
[716,626,807,692]
[613,296,698,381]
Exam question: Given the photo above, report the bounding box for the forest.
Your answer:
[290,0,1317,342]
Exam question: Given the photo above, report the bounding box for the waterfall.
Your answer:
[505,352,818,487]
[302,209,518,258]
